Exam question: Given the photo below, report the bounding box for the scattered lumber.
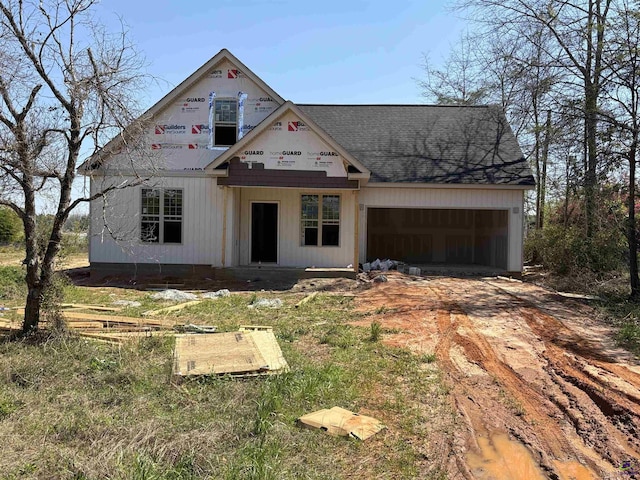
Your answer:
[61,311,170,327]
[555,291,601,301]
[295,292,318,308]
[238,325,273,332]
[59,303,122,312]
[142,300,202,317]
[77,330,164,344]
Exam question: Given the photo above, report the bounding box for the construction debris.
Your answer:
[142,300,202,317]
[373,275,388,283]
[298,407,386,440]
[59,303,122,312]
[173,330,288,377]
[174,324,217,334]
[239,325,273,332]
[150,289,199,301]
[201,289,231,299]
[555,291,601,301]
[295,291,318,308]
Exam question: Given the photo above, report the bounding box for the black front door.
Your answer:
[251,203,278,263]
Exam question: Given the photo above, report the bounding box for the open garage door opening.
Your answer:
[367,208,508,270]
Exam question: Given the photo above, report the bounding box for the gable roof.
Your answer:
[79,49,284,172]
[144,48,284,118]
[205,101,371,178]
[298,104,535,186]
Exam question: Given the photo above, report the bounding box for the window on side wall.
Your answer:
[300,194,340,246]
[214,98,237,146]
[141,188,183,244]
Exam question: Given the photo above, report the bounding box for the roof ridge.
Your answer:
[298,103,492,108]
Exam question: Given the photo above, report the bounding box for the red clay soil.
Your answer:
[353,272,640,480]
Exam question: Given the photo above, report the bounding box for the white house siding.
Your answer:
[89,175,220,265]
[358,186,525,272]
[235,187,356,268]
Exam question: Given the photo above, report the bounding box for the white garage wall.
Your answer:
[358,186,525,272]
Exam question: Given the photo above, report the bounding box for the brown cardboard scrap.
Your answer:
[298,406,386,440]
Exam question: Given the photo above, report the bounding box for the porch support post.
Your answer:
[222,186,228,267]
[353,189,359,273]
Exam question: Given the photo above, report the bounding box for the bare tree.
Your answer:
[0,0,150,334]
[454,0,613,243]
[601,0,640,297]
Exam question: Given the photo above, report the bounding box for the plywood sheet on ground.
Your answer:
[298,407,386,440]
[173,331,288,376]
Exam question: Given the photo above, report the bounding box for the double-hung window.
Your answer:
[214,98,237,146]
[141,188,183,244]
[301,194,340,246]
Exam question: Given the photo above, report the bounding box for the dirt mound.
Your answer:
[354,273,640,479]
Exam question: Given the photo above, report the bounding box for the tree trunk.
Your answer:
[540,109,552,229]
[584,86,599,242]
[628,142,639,299]
[23,284,43,334]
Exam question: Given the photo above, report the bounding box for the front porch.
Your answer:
[218,185,360,272]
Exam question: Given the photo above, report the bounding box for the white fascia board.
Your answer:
[366,182,535,191]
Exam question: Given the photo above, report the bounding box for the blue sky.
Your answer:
[65,1,464,215]
[95,0,463,108]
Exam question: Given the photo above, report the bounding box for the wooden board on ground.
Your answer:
[238,325,273,332]
[61,311,171,327]
[295,291,318,308]
[0,319,20,331]
[142,300,202,317]
[298,407,386,440]
[173,330,288,377]
[59,303,122,312]
[78,330,170,343]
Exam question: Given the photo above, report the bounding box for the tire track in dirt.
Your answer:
[428,286,587,479]
[354,273,640,479]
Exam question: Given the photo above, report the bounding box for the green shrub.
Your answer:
[525,224,625,275]
[0,207,21,244]
[0,265,26,302]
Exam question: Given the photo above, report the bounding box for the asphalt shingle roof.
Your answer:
[298,104,534,186]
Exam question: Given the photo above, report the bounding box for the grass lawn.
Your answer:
[0,262,455,479]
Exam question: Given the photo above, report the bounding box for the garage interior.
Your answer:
[366,208,508,270]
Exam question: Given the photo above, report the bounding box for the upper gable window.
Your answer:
[214,98,238,146]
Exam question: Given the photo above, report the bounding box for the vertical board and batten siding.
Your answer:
[237,188,355,268]
[89,176,221,265]
[358,186,525,272]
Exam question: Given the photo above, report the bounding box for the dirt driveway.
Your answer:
[353,273,640,480]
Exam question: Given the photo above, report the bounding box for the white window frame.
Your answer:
[213,98,238,147]
[300,194,341,247]
[140,188,183,244]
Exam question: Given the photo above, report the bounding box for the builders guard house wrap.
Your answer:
[82,49,534,277]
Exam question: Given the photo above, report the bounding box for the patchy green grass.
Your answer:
[0,288,455,479]
[593,293,640,356]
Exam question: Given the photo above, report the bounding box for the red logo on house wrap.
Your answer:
[188,144,198,149]
[151,144,161,150]
[228,69,238,78]
[155,125,165,134]
[192,125,202,134]
[288,122,298,131]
